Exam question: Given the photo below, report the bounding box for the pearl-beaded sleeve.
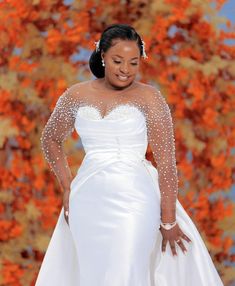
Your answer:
[145,87,178,223]
[40,88,80,192]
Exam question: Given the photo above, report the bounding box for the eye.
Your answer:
[113,60,138,66]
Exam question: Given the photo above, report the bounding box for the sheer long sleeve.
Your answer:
[145,87,178,223]
[40,88,81,192]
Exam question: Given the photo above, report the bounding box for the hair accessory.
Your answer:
[94,40,100,52]
[141,40,148,59]
[94,39,148,59]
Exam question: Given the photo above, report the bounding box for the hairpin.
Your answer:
[141,40,148,59]
[94,40,100,53]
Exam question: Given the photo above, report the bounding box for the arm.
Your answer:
[40,88,80,192]
[145,86,178,223]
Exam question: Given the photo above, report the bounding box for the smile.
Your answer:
[116,75,129,81]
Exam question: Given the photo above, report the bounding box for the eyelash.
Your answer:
[113,61,138,66]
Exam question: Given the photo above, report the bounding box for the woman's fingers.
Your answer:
[64,212,69,226]
[179,229,192,243]
[183,235,191,243]
[64,208,69,226]
[63,190,70,227]
[162,239,167,252]
[176,239,187,253]
[169,240,177,256]
[162,238,188,256]
[160,225,192,256]
[181,233,192,243]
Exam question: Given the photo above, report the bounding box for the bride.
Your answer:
[35,23,224,285]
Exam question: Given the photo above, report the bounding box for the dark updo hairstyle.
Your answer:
[89,23,144,79]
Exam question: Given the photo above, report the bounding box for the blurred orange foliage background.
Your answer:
[0,0,234,285]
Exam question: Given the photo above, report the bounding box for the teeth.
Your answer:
[117,75,128,81]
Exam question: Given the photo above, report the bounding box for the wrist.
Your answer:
[161,215,176,224]
[161,209,176,223]
[160,220,177,230]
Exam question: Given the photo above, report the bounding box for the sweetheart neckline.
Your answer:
[76,103,146,122]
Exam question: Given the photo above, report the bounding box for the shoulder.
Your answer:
[66,80,89,99]
[137,82,165,105]
[137,83,172,119]
[53,81,89,110]
[56,80,91,106]
[136,82,160,94]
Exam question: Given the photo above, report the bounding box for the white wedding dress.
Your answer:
[35,80,224,286]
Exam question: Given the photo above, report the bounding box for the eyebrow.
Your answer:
[113,55,139,60]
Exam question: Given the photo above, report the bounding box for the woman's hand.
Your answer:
[160,223,191,256]
[63,190,70,226]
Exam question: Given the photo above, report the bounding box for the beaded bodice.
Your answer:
[40,80,179,222]
[76,104,142,121]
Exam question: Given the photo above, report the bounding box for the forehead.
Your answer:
[107,39,140,56]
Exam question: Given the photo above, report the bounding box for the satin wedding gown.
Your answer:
[35,81,224,286]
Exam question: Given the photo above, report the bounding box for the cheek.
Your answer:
[128,66,139,76]
[132,65,139,72]
[106,62,118,72]
[105,61,139,75]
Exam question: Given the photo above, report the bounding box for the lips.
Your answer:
[116,74,129,81]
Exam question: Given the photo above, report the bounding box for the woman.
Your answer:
[35,24,224,285]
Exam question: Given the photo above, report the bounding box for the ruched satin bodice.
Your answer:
[70,104,158,203]
[75,104,148,160]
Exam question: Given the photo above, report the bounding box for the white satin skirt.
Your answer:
[35,154,224,286]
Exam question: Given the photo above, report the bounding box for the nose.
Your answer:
[119,62,129,75]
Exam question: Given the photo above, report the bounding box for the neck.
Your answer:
[102,78,135,92]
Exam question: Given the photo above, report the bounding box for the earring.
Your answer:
[102,58,105,67]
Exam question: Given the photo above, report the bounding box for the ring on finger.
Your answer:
[176,239,181,243]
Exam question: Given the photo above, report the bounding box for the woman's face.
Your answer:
[101,39,140,88]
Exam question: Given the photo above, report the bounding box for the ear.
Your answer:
[101,51,104,60]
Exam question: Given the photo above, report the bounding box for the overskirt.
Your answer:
[35,154,223,286]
